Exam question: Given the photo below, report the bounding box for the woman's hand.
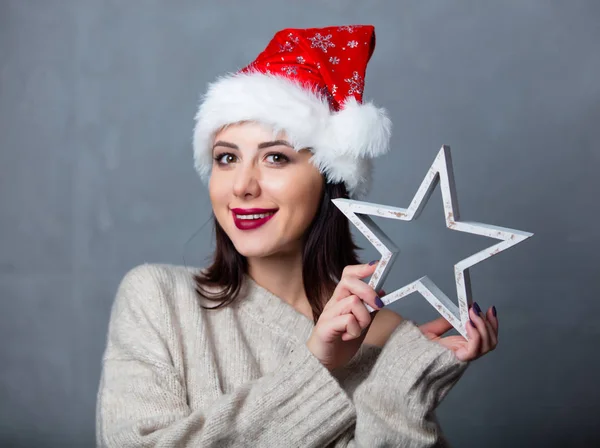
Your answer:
[417,302,498,362]
[306,261,384,371]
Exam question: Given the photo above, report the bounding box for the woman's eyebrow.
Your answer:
[212,139,293,152]
[257,140,293,149]
[212,141,238,150]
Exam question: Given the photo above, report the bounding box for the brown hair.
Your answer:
[193,180,361,323]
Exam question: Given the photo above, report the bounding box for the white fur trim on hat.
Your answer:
[193,71,391,198]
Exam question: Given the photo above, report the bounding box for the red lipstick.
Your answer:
[231,208,278,230]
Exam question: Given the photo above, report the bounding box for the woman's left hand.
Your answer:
[417,302,498,362]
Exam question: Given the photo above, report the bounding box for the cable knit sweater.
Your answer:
[96,263,469,447]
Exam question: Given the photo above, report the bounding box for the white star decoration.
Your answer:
[332,145,534,339]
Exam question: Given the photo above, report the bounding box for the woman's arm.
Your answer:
[96,265,356,447]
[334,318,469,447]
[363,308,406,347]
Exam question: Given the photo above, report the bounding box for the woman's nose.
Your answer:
[232,164,261,198]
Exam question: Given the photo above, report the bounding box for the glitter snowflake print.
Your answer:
[344,71,364,95]
[347,40,359,49]
[281,66,298,76]
[337,25,361,33]
[279,42,295,52]
[279,33,300,53]
[308,33,335,53]
[329,56,340,65]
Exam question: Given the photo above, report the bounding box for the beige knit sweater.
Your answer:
[96,263,469,447]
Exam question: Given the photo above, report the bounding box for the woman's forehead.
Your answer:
[215,121,288,141]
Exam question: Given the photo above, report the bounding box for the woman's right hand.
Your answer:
[306,261,384,371]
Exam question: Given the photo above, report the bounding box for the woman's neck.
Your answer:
[247,250,313,319]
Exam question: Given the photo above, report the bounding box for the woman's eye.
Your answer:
[214,153,237,165]
[265,153,290,165]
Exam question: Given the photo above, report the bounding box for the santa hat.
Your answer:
[193,25,391,199]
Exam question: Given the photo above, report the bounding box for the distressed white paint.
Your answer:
[332,145,534,339]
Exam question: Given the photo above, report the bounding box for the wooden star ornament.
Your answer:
[332,145,533,339]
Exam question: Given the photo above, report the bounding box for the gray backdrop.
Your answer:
[1,1,599,446]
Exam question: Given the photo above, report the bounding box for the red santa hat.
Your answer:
[193,24,391,198]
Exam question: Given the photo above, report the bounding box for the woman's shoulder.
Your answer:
[119,262,230,298]
[117,263,199,290]
[108,263,228,335]
[113,263,215,309]
[103,264,214,364]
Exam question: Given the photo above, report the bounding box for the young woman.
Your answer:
[96,25,498,447]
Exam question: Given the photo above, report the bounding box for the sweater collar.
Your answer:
[236,274,316,344]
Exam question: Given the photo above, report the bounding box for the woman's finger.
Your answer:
[340,260,379,281]
[470,305,490,353]
[318,313,363,341]
[332,275,382,311]
[458,319,481,361]
[486,307,498,349]
[487,306,499,334]
[419,316,453,337]
[324,294,372,332]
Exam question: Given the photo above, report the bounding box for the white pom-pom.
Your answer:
[322,96,392,158]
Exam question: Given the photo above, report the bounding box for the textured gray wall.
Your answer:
[1,1,599,446]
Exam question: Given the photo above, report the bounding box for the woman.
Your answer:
[96,25,498,447]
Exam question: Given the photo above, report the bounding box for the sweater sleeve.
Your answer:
[334,319,470,448]
[96,265,356,448]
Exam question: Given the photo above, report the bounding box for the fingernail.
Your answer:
[368,260,378,266]
[378,289,386,297]
[492,305,497,317]
[375,296,385,308]
[473,302,482,315]
[469,318,476,327]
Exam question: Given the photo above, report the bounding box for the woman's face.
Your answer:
[209,121,325,258]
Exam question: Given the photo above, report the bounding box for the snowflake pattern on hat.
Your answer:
[240,25,377,110]
[337,25,364,33]
[308,33,336,52]
[345,71,364,95]
[281,66,298,75]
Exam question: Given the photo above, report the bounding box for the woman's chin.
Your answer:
[232,241,277,259]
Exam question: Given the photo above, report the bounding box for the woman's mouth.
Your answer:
[231,208,278,230]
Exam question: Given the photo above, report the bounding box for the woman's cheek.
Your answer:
[258,172,291,195]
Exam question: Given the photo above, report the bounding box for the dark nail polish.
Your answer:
[492,306,497,317]
[375,296,385,308]
[473,302,482,315]
[470,318,476,327]
[369,260,378,266]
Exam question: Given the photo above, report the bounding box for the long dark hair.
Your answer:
[194,181,361,323]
